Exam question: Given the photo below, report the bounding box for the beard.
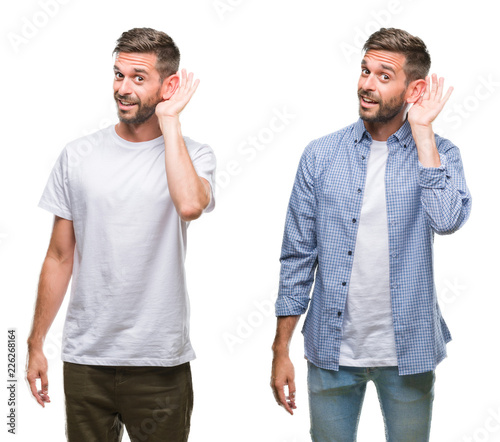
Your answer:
[358,88,407,124]
[115,90,162,125]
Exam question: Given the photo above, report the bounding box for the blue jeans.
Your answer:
[307,362,434,442]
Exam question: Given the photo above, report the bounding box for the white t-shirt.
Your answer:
[339,139,398,367]
[38,125,216,367]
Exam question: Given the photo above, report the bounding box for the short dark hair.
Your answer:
[113,27,180,81]
[363,28,431,85]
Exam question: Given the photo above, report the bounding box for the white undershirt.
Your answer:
[339,139,398,367]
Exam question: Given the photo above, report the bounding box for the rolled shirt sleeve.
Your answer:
[418,137,471,235]
[276,143,318,316]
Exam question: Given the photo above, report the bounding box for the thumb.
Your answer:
[40,370,49,395]
[287,378,296,407]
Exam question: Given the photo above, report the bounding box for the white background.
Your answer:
[1,0,497,441]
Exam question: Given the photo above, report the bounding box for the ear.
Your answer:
[160,73,180,101]
[405,78,426,104]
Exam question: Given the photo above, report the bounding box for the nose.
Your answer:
[116,77,133,97]
[362,73,377,91]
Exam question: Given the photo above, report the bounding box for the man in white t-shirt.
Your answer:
[271,28,471,440]
[26,28,216,441]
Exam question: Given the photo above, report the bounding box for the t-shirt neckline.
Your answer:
[111,125,164,150]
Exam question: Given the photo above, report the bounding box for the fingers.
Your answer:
[428,73,453,104]
[26,370,50,407]
[271,377,297,415]
[271,379,293,415]
[434,74,443,99]
[40,370,49,399]
[26,352,50,408]
[38,389,51,404]
[287,378,297,410]
[430,73,439,99]
[27,372,42,406]
[190,78,200,96]
[176,69,199,96]
[441,85,454,105]
[422,75,431,101]
[185,70,193,91]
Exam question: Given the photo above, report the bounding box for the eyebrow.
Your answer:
[380,63,396,74]
[361,60,397,75]
[113,65,149,75]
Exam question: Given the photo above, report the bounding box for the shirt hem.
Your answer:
[339,357,398,367]
[61,352,196,367]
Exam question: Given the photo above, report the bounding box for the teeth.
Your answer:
[120,100,135,105]
[363,97,376,103]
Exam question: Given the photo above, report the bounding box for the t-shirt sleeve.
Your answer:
[191,144,216,213]
[38,148,73,220]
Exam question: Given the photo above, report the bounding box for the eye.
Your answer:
[361,68,370,76]
[135,76,144,82]
[114,72,123,79]
[381,74,390,81]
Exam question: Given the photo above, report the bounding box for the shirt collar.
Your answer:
[354,118,414,148]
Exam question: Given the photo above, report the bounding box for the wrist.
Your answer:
[27,336,44,351]
[159,115,181,134]
[159,114,180,125]
[272,342,290,356]
[411,124,440,165]
[410,122,433,142]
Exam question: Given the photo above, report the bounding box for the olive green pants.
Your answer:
[63,362,193,442]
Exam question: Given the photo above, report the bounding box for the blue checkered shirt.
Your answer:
[276,119,471,375]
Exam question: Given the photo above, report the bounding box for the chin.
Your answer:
[359,109,374,121]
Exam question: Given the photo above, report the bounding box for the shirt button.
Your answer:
[337,311,342,317]
[348,251,352,256]
[361,155,366,160]
[352,218,357,223]
[391,252,397,257]
[357,188,362,193]
[342,282,346,286]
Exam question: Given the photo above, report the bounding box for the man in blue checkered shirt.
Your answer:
[270,28,471,441]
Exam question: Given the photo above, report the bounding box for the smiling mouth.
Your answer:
[360,95,379,106]
[117,99,139,111]
[119,99,137,106]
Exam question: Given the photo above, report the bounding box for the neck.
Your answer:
[363,108,408,141]
[115,115,162,142]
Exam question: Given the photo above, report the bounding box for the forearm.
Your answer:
[28,256,73,351]
[411,124,441,168]
[159,116,210,221]
[272,315,300,356]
